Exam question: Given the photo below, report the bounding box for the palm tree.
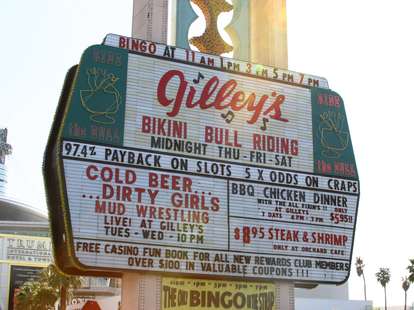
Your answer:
[376,268,391,310]
[407,259,414,283]
[402,277,410,310]
[15,282,38,310]
[34,283,57,309]
[15,281,56,310]
[40,264,82,310]
[15,264,81,310]
[355,257,367,300]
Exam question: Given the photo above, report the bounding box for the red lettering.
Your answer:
[86,165,98,180]
[148,172,158,188]
[148,173,192,191]
[132,39,139,51]
[264,93,288,122]
[213,79,236,109]
[142,116,151,133]
[291,140,299,156]
[198,76,219,109]
[148,43,156,54]
[119,36,127,49]
[157,70,187,117]
[246,94,267,124]
[205,126,213,143]
[156,70,289,125]
[101,167,113,182]
[229,91,246,111]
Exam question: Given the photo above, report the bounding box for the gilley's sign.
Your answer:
[43,34,359,284]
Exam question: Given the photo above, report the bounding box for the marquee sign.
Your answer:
[44,34,359,284]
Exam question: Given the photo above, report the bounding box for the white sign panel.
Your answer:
[45,35,359,284]
[0,234,52,264]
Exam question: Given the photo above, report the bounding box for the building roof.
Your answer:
[0,196,47,222]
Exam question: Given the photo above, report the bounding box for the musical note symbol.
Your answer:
[221,110,235,124]
[260,118,269,131]
[193,72,205,84]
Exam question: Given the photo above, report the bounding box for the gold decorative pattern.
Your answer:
[189,0,233,55]
[80,68,121,125]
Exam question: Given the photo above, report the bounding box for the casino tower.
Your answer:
[0,128,12,196]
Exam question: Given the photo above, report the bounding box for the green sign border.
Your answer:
[311,88,358,179]
[44,63,121,277]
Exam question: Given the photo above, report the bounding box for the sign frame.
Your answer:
[44,37,360,285]
[44,65,122,278]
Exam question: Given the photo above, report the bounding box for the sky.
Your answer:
[1,0,414,308]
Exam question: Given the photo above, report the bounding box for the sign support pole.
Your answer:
[121,274,161,310]
[127,1,290,309]
[277,282,295,310]
[123,1,170,309]
[250,1,294,309]
[250,0,288,69]
[121,273,140,310]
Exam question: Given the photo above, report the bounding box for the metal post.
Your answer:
[125,2,169,308]
[132,0,169,43]
[121,273,140,310]
[129,1,293,309]
[250,0,288,69]
[121,273,161,310]
[250,1,293,307]
[277,281,295,310]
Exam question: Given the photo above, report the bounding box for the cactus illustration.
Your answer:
[80,67,121,125]
[318,111,349,158]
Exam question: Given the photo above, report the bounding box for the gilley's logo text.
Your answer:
[157,70,289,125]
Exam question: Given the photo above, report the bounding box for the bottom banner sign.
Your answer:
[162,277,276,310]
